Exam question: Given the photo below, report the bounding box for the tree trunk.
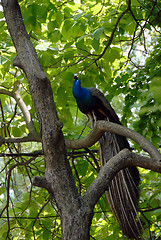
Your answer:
[1,1,94,239]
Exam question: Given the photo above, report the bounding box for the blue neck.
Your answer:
[73,79,91,103]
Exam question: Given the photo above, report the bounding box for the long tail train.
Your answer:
[99,130,143,239]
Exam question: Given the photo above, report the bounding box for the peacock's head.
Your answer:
[74,73,78,81]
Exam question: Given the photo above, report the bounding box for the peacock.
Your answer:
[72,73,142,239]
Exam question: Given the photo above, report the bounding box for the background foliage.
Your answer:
[0,0,161,239]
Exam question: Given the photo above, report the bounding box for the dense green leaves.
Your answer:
[0,0,161,239]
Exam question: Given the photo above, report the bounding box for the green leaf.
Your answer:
[150,77,161,104]
[43,229,51,239]
[131,0,141,6]
[92,38,99,51]
[48,20,57,32]
[93,27,104,40]
[32,3,48,20]
[0,11,4,19]
[56,12,64,26]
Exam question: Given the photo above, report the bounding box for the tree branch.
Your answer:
[0,156,35,218]
[0,135,41,147]
[0,84,37,135]
[12,81,37,134]
[66,121,161,159]
[1,121,160,160]
[83,149,161,209]
[82,0,132,71]
[98,0,131,60]
[32,176,54,196]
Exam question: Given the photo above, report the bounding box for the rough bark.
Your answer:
[1,1,93,239]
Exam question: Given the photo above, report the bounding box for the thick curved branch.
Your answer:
[66,121,161,159]
[32,176,54,195]
[83,149,161,209]
[1,120,160,160]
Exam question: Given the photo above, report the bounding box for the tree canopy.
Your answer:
[0,0,161,239]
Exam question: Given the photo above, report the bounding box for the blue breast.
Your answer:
[73,79,91,104]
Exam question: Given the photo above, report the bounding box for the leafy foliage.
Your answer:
[0,0,161,239]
